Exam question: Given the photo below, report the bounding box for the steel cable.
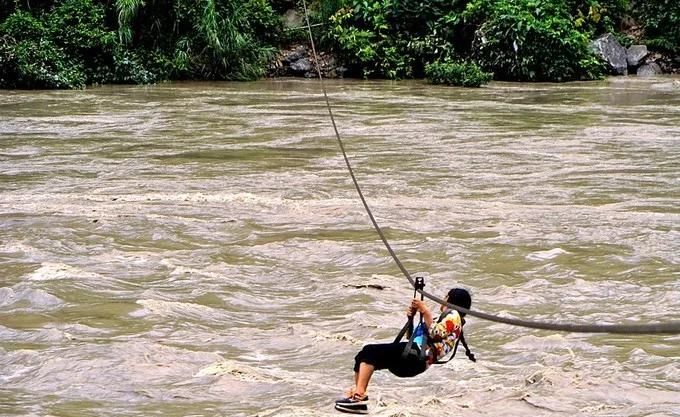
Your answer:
[300,0,680,334]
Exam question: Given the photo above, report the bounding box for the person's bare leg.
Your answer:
[355,363,375,397]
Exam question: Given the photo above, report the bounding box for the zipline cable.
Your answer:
[300,0,680,335]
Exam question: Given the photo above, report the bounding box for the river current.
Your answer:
[1,78,679,417]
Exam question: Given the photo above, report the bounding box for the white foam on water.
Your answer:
[25,262,101,281]
[0,286,62,310]
[133,298,230,323]
[0,349,44,385]
[311,331,364,346]
[194,359,280,383]
[0,145,45,157]
[3,80,680,416]
[0,241,46,259]
[526,248,569,261]
[254,405,342,417]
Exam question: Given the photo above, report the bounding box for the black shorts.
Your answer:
[354,342,427,378]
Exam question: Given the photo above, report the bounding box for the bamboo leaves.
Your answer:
[116,0,144,44]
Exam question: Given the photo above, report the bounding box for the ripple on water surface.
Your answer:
[0,78,679,417]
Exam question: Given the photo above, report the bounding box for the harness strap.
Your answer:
[398,277,428,361]
[393,281,475,363]
[401,317,427,361]
[393,318,412,344]
[459,331,476,362]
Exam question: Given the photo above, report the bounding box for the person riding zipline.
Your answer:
[335,282,475,414]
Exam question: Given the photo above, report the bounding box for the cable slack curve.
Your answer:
[299,0,680,335]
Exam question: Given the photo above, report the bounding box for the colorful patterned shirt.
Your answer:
[426,310,463,364]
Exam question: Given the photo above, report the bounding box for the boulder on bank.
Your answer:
[626,45,648,67]
[289,57,313,76]
[590,34,628,75]
[651,53,679,75]
[637,62,663,77]
[267,44,347,79]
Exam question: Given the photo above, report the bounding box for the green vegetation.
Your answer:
[323,0,628,83]
[634,0,680,54]
[0,0,282,88]
[426,60,492,87]
[0,3,111,88]
[327,0,466,80]
[464,0,604,81]
[0,0,678,89]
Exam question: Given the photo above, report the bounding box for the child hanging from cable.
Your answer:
[335,285,475,414]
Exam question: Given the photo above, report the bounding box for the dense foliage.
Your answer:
[634,0,680,54]
[464,0,603,81]
[0,0,282,88]
[426,60,492,87]
[0,2,113,88]
[327,0,468,79]
[324,0,632,82]
[0,0,678,88]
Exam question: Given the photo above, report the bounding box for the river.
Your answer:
[1,77,679,417]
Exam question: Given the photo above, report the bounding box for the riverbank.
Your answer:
[268,42,680,81]
[1,0,679,88]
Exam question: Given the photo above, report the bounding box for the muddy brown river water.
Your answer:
[1,77,679,417]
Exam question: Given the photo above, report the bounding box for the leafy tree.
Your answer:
[114,0,281,80]
[566,0,629,34]
[0,9,87,88]
[326,0,605,81]
[635,0,680,54]
[328,0,465,79]
[0,0,282,88]
[0,0,678,88]
[464,0,604,81]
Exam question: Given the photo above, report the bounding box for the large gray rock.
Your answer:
[590,33,628,75]
[637,62,663,77]
[290,58,313,75]
[626,45,648,67]
[285,46,307,63]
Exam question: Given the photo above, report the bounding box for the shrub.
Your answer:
[115,0,281,81]
[0,0,122,88]
[110,47,170,84]
[0,11,87,88]
[329,2,393,78]
[426,59,492,87]
[328,0,463,79]
[48,0,114,51]
[465,0,604,81]
[567,0,629,35]
[325,0,611,82]
[635,0,680,54]
[0,0,282,88]
[48,0,118,84]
